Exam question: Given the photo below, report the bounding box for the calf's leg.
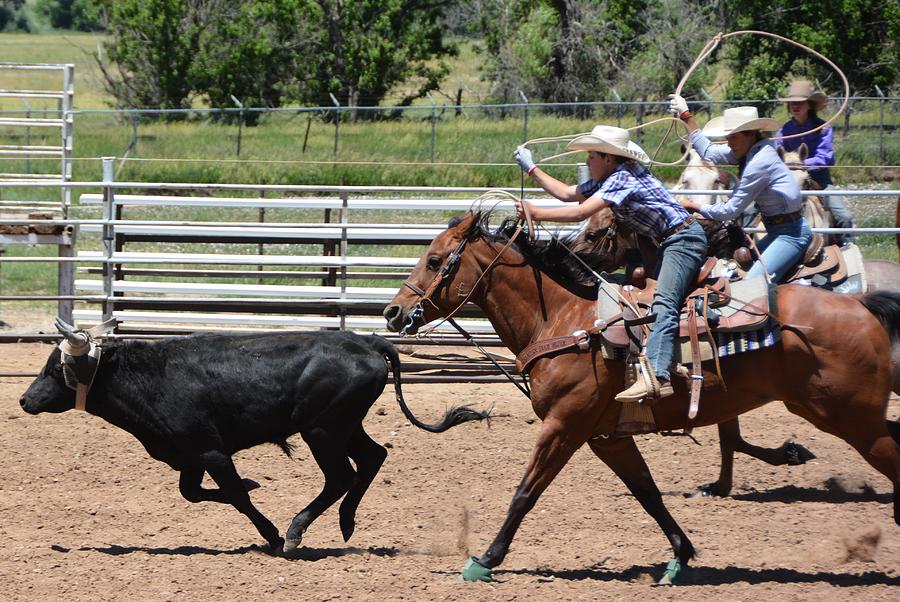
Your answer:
[284,426,357,553]
[200,450,282,550]
[179,469,260,504]
[338,425,388,541]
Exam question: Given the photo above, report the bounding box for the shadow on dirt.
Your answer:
[480,562,900,587]
[729,482,890,504]
[53,543,400,560]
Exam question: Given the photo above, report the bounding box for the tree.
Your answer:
[191,0,320,124]
[300,0,455,115]
[0,0,28,31]
[94,0,201,113]
[723,0,900,107]
[94,0,455,122]
[35,0,103,31]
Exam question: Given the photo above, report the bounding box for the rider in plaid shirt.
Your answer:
[513,125,708,403]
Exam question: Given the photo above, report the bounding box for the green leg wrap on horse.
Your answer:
[461,556,493,582]
[656,557,684,585]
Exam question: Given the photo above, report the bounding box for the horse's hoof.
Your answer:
[782,441,816,465]
[655,557,683,585]
[686,482,727,498]
[461,556,493,582]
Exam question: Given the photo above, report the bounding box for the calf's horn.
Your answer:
[55,318,89,348]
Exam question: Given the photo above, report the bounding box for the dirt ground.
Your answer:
[2,342,899,601]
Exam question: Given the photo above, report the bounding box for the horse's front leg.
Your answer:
[588,435,695,585]
[461,417,588,582]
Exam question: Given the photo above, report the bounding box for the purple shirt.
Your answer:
[775,116,835,187]
[577,161,689,239]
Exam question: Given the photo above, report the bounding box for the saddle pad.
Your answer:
[827,243,867,294]
[597,269,780,362]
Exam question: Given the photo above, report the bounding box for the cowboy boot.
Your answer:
[615,360,674,403]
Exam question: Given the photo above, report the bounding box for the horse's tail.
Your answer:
[859,291,900,441]
[859,290,900,345]
[369,335,490,433]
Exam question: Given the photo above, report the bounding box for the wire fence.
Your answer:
[1,96,899,169]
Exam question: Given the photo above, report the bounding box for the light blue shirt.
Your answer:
[689,129,802,221]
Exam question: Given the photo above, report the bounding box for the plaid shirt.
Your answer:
[577,161,689,239]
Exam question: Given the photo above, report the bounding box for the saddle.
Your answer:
[783,242,846,287]
[728,240,865,293]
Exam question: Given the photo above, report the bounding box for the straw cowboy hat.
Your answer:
[779,79,829,111]
[701,106,780,138]
[567,125,650,163]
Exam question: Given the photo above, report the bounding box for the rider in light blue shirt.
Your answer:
[668,97,812,283]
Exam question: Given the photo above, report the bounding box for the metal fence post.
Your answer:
[427,92,436,163]
[611,89,622,128]
[101,157,116,323]
[875,85,885,164]
[230,95,244,158]
[700,87,713,118]
[519,90,529,143]
[635,100,645,146]
[329,93,340,159]
[843,96,851,139]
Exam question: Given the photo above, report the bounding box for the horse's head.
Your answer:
[777,143,811,189]
[383,212,487,335]
[672,145,735,206]
[572,206,636,273]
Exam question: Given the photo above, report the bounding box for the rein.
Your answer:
[401,223,532,398]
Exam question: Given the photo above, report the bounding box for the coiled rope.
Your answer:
[521,30,851,169]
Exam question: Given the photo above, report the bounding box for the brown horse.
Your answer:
[383,210,900,584]
[579,207,900,496]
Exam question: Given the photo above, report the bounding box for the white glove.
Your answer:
[668,94,689,119]
[514,146,536,174]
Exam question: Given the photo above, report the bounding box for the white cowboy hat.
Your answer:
[778,79,829,111]
[567,125,650,163]
[702,106,780,138]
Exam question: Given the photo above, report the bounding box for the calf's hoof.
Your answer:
[461,556,493,582]
[340,515,356,542]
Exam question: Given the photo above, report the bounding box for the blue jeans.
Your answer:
[747,217,813,283]
[645,221,708,381]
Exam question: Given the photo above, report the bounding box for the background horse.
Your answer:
[383,210,900,584]
[776,144,836,244]
[671,146,737,207]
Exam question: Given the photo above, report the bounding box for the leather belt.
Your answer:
[655,216,695,244]
[762,211,802,226]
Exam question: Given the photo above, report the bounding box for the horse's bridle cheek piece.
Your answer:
[400,236,470,334]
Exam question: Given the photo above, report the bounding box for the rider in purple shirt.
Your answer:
[775,80,855,245]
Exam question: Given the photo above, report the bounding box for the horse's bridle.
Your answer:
[399,224,523,336]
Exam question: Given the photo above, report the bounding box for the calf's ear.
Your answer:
[776,146,786,161]
[797,143,808,162]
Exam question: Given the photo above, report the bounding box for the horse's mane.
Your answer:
[455,207,747,294]
[458,208,611,293]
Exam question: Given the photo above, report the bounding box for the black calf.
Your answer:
[20,330,487,552]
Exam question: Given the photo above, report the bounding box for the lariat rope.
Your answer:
[519,30,850,169]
